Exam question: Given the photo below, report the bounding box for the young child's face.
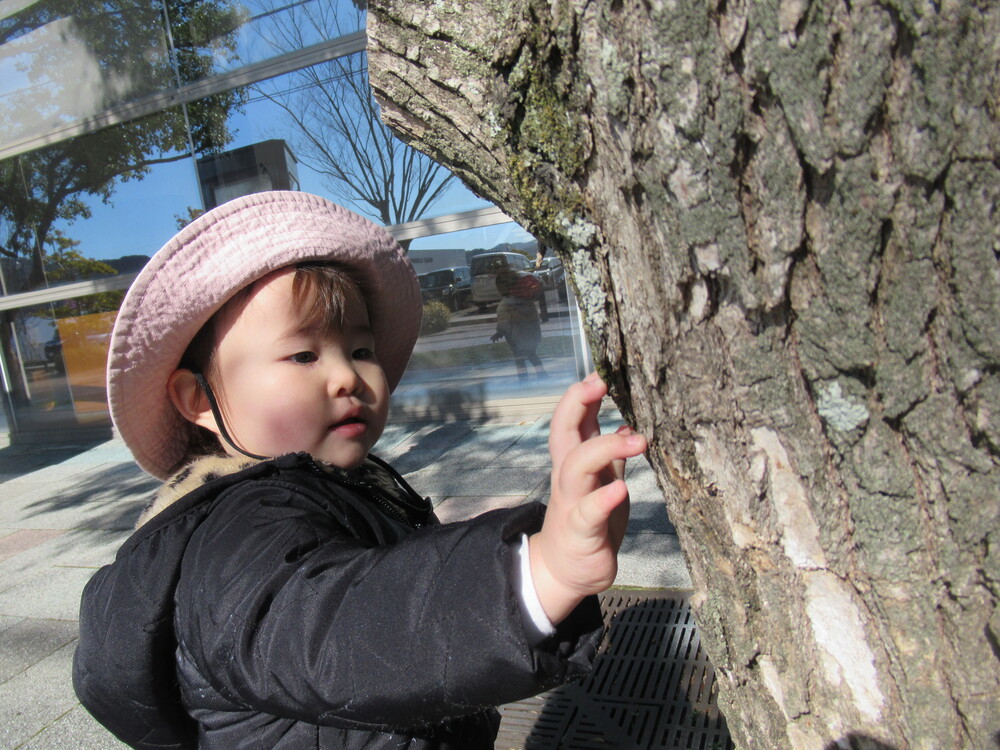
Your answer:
[206,269,390,469]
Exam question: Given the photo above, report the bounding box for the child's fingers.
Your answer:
[556,430,647,500]
[549,373,608,466]
[571,478,630,535]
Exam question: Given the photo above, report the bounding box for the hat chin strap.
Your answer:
[191,369,270,461]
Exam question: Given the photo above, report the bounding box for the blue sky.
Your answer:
[21,0,535,264]
[55,100,533,263]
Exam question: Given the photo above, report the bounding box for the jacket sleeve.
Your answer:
[173,481,603,732]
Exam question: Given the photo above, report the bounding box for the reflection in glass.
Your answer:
[0,1,586,445]
[1,294,119,440]
[395,230,585,421]
[1,97,243,293]
[0,0,248,150]
[250,25,455,234]
[226,0,364,73]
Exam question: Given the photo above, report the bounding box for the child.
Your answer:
[491,269,546,380]
[74,191,646,750]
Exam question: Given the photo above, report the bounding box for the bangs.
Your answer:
[291,262,368,338]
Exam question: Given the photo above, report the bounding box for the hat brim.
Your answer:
[107,191,421,479]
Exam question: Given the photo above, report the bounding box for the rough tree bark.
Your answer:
[367,1,999,747]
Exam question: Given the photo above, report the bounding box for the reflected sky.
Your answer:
[6,0,521,267]
[0,0,363,151]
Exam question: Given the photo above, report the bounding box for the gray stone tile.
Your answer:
[0,640,80,750]
[434,495,528,524]
[19,704,130,750]
[0,615,21,636]
[381,422,476,474]
[616,533,692,590]
[406,466,548,499]
[628,500,676,534]
[0,494,145,532]
[0,566,95,621]
[0,529,66,564]
[372,422,423,454]
[0,529,126,579]
[0,617,78,683]
[431,423,539,467]
[489,424,551,468]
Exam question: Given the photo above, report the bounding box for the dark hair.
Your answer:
[176,262,367,463]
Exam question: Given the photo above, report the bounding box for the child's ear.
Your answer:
[167,368,219,434]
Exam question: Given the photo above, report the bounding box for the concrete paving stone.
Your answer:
[625,457,661,487]
[37,529,132,569]
[3,460,122,486]
[0,494,145,532]
[489,428,551,468]
[0,615,22,636]
[380,422,476,475]
[617,533,692,590]
[0,529,127,579]
[628,500,676,534]
[0,617,78,683]
[19,704,129,750]
[0,465,152,532]
[405,465,549,499]
[55,441,133,465]
[430,423,539,466]
[0,446,86,478]
[516,472,676,535]
[0,640,80,750]
[434,495,529,524]
[0,565,95,620]
[0,529,66,564]
[372,421,423,452]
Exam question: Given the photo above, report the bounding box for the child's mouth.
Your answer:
[330,416,367,437]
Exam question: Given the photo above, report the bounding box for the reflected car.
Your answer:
[535,256,565,290]
[44,334,64,372]
[470,252,538,310]
[418,266,472,311]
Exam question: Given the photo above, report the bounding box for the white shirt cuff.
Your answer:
[517,533,556,643]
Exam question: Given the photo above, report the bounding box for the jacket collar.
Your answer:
[137,452,429,529]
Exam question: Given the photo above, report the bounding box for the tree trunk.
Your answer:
[367,1,1000,747]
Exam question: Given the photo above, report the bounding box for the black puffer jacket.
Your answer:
[74,452,603,749]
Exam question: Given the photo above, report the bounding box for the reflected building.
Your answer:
[0,0,584,450]
[198,140,299,210]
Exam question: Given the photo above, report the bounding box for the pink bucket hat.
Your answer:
[107,191,421,479]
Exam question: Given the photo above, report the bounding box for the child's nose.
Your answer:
[327,358,362,397]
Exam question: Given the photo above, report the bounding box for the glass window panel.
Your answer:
[193,54,490,227]
[393,223,586,419]
[0,294,119,441]
[1,1,173,148]
[0,0,362,151]
[219,0,364,75]
[0,40,587,446]
[1,104,204,292]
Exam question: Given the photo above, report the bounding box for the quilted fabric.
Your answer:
[74,453,603,749]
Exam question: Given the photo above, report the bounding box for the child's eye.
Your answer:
[289,351,318,364]
[353,347,376,361]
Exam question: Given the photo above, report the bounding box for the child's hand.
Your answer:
[528,373,647,624]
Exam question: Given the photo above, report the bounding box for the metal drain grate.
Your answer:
[496,589,734,750]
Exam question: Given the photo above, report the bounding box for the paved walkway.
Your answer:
[0,407,690,749]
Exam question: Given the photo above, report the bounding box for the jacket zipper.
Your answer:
[305,459,424,529]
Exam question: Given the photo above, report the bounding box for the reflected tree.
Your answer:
[0,0,246,437]
[0,0,246,291]
[249,0,454,242]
